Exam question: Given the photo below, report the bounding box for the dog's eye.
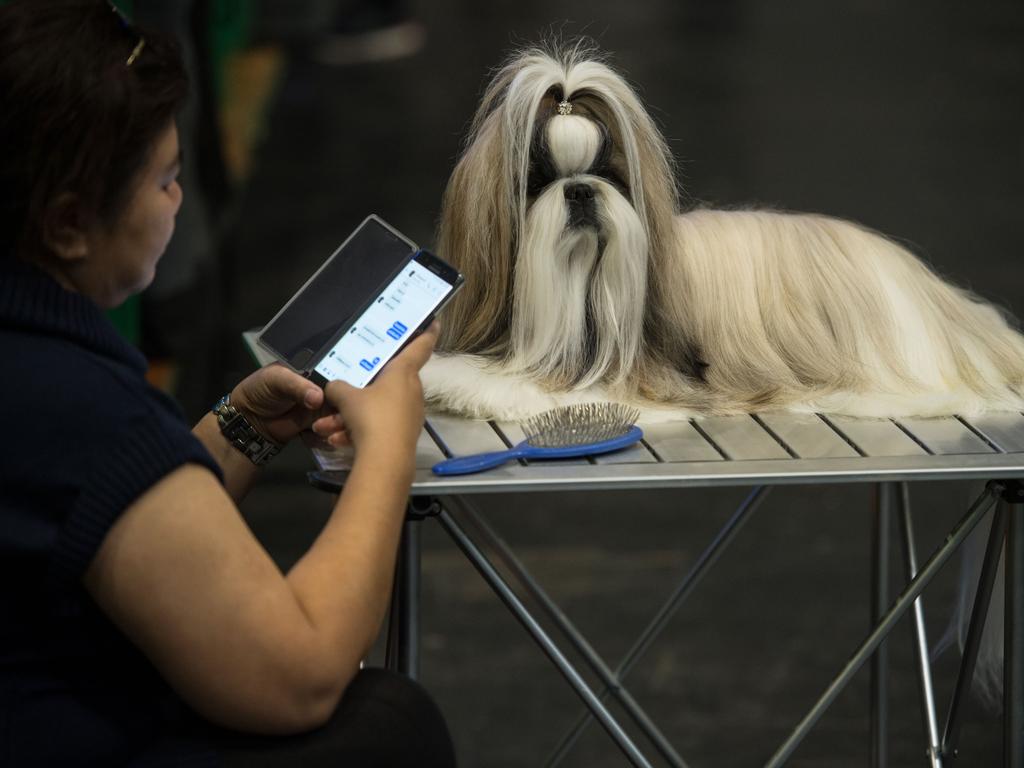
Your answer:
[527,126,559,197]
[594,165,629,197]
[586,127,628,195]
[589,124,613,174]
[527,162,554,197]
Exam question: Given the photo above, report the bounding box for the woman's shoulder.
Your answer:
[0,325,203,488]
[4,325,174,422]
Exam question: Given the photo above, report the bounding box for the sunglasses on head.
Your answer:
[107,1,145,66]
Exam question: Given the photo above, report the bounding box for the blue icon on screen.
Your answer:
[359,356,381,371]
[386,321,408,341]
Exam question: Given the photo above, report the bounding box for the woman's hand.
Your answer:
[322,322,439,458]
[229,364,340,446]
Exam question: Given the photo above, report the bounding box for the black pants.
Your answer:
[136,668,456,767]
[217,669,455,768]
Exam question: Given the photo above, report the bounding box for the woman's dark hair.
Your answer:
[0,0,188,259]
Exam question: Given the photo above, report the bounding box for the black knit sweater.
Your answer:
[0,257,222,766]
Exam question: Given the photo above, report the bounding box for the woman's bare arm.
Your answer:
[84,327,436,734]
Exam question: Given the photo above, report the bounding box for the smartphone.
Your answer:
[257,215,463,387]
[307,249,462,388]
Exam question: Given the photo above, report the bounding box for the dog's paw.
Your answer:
[423,354,633,421]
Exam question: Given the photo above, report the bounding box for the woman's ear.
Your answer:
[41,192,90,262]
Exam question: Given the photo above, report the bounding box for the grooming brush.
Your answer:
[431,402,643,476]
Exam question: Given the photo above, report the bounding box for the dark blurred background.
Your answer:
[131,0,1023,765]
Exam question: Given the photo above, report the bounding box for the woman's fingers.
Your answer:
[299,429,349,451]
[398,322,440,371]
[311,412,346,437]
[234,363,323,416]
[322,379,357,411]
[262,364,323,410]
[327,430,351,447]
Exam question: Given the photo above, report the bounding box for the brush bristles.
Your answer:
[522,402,639,447]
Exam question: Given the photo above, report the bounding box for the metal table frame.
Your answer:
[246,326,1023,765]
[306,409,1024,768]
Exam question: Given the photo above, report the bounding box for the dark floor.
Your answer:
[183,1,1023,765]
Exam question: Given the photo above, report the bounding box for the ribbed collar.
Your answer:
[0,256,147,373]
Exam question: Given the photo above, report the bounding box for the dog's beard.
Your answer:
[509,176,648,390]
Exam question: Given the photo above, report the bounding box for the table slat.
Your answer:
[426,413,507,456]
[639,420,724,462]
[826,416,928,457]
[897,417,995,455]
[694,415,790,460]
[416,429,447,468]
[494,421,526,445]
[758,413,860,459]
[962,412,1024,453]
[593,441,659,464]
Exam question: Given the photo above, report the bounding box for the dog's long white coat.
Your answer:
[427,45,1024,422]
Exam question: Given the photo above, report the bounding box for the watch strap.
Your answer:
[212,393,282,466]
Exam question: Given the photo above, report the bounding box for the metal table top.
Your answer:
[242,331,1024,495]
[384,409,1024,494]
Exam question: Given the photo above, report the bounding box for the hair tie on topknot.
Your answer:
[557,100,573,115]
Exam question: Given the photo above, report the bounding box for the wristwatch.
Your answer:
[211,393,282,466]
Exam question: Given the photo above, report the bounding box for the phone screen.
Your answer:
[312,258,457,387]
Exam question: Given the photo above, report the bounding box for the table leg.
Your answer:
[398,519,421,679]
[897,482,943,767]
[385,571,401,672]
[941,501,1006,761]
[872,483,892,768]
[385,517,421,678]
[1006,490,1023,768]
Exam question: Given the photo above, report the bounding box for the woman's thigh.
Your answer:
[213,668,456,767]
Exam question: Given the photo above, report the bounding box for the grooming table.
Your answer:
[242,332,1023,767]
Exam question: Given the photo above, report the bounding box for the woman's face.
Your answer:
[82,123,183,308]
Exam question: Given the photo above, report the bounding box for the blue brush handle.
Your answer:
[432,426,643,476]
[431,446,531,475]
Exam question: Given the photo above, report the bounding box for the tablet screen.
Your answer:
[258,217,416,370]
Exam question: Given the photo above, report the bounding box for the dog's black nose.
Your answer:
[564,182,595,202]
[564,182,599,229]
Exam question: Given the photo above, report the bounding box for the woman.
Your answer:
[0,1,455,765]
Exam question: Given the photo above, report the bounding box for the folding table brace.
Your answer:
[385,481,1013,767]
[764,482,1004,767]
[441,487,770,768]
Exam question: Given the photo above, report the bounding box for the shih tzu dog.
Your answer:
[421,42,1024,421]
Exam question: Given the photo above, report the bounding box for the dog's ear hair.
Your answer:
[436,49,566,355]
[436,109,515,355]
